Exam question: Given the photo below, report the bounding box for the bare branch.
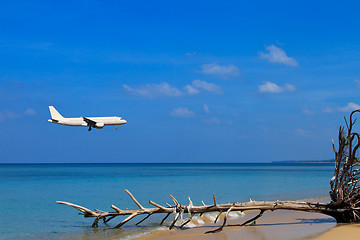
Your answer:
[56,201,98,217]
[180,212,195,228]
[188,197,193,208]
[214,210,222,223]
[239,210,265,226]
[136,213,152,226]
[169,212,180,230]
[111,205,123,213]
[170,195,180,206]
[160,213,171,225]
[114,213,138,228]
[149,200,167,210]
[205,206,234,234]
[125,189,144,210]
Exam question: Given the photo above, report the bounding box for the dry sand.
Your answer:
[138,210,337,240]
[308,223,360,240]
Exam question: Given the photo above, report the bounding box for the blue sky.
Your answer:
[1,0,360,163]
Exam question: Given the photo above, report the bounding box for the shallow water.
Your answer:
[0,163,334,239]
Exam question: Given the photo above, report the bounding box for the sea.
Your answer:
[0,163,334,240]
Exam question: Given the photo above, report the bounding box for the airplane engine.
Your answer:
[94,122,105,129]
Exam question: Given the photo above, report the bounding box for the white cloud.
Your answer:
[259,45,298,66]
[192,80,222,94]
[322,107,334,113]
[323,102,360,113]
[25,108,36,116]
[203,104,210,113]
[354,79,360,87]
[186,51,197,56]
[125,80,222,98]
[170,107,195,118]
[302,109,314,115]
[237,134,248,139]
[337,102,360,112]
[0,111,19,122]
[258,81,296,93]
[0,108,36,122]
[123,82,183,98]
[201,63,240,77]
[184,84,199,95]
[203,117,220,124]
[184,80,222,95]
[296,129,309,137]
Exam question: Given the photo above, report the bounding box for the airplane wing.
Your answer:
[82,117,105,130]
[82,117,97,127]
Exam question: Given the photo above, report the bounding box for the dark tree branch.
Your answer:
[239,210,265,226]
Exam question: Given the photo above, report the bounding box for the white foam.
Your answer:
[120,226,168,240]
[229,211,243,219]
[206,213,218,221]
[186,222,197,228]
[197,219,205,225]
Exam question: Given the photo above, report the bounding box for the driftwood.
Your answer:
[57,109,360,233]
[329,109,360,222]
[57,191,338,232]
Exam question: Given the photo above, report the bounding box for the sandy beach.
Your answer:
[137,207,360,240]
[137,208,349,240]
[307,223,360,240]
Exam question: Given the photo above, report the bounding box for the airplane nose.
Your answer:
[124,120,127,124]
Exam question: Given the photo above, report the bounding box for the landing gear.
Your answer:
[116,125,118,130]
[88,126,92,131]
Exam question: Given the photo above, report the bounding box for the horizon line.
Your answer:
[0,160,334,165]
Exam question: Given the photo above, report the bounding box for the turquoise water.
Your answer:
[0,163,334,239]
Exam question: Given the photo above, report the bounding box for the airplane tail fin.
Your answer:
[49,106,64,120]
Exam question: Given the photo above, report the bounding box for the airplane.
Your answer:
[48,106,127,131]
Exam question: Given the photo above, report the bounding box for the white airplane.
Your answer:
[48,106,127,131]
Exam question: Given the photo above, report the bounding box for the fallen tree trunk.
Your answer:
[57,190,356,233]
[57,109,360,233]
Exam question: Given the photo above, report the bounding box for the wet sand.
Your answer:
[138,210,337,240]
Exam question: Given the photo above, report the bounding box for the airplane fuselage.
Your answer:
[48,117,127,128]
[48,106,127,131]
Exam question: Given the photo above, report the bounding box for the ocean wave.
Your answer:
[119,226,168,240]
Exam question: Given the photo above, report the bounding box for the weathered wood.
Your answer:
[160,213,171,225]
[136,213,152,225]
[114,213,138,228]
[205,206,234,234]
[214,210,222,223]
[239,209,265,226]
[125,189,144,210]
[56,201,98,217]
[329,109,360,222]
[169,212,180,230]
[56,194,348,231]
[180,212,195,228]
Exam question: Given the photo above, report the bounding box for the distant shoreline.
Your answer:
[0,161,335,165]
[272,160,335,164]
